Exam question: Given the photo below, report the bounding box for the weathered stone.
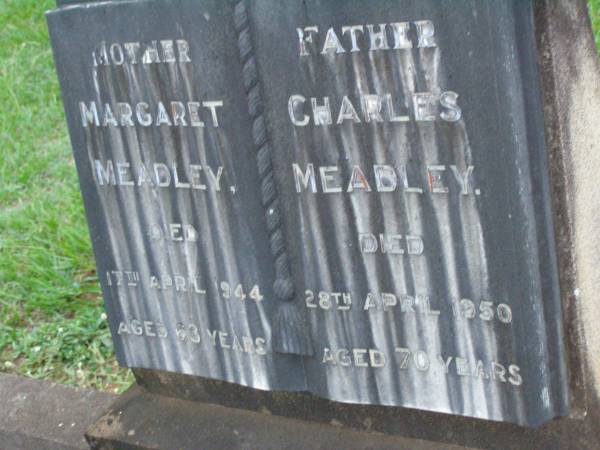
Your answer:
[86,385,479,450]
[46,0,600,444]
[0,373,115,450]
[249,0,568,426]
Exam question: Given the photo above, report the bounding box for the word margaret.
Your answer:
[79,100,223,128]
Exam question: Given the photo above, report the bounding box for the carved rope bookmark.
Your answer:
[232,0,313,356]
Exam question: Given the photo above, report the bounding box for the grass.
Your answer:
[591,0,600,53]
[0,0,132,392]
[0,0,597,394]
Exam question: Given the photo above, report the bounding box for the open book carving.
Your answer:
[47,0,568,426]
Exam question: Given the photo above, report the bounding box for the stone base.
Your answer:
[130,370,600,450]
[85,384,476,450]
[0,373,115,450]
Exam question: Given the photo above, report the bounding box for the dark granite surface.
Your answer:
[47,0,569,427]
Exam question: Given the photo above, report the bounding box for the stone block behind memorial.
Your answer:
[47,0,569,427]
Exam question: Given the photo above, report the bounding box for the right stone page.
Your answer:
[249,0,569,426]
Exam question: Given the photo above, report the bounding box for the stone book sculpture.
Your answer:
[47,0,571,431]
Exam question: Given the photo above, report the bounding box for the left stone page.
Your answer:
[47,0,305,391]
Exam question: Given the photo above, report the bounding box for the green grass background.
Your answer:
[592,0,600,51]
[0,0,132,392]
[0,0,598,392]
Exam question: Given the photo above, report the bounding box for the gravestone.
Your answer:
[46,0,600,448]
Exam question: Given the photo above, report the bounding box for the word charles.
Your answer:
[288,92,461,126]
